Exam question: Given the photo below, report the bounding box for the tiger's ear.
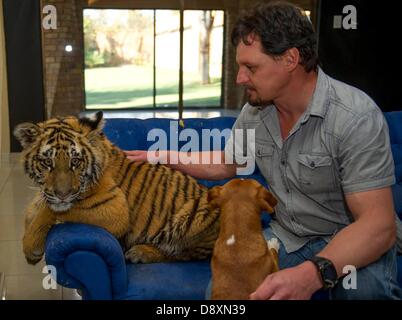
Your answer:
[13,122,42,149]
[79,111,104,132]
[208,186,222,209]
[79,111,105,141]
[257,187,278,214]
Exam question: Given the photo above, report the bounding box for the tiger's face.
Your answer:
[14,112,108,212]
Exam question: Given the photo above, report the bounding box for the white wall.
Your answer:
[0,0,10,153]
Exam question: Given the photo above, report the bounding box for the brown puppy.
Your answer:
[208,178,279,300]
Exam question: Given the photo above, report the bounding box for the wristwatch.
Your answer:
[309,256,338,290]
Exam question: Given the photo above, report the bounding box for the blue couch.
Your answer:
[44,113,402,300]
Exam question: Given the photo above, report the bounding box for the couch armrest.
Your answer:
[44,223,127,300]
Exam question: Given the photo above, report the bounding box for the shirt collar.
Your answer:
[303,67,331,121]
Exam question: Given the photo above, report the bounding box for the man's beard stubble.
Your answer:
[246,88,272,107]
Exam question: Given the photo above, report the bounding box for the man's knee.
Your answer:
[331,248,402,300]
[331,280,399,300]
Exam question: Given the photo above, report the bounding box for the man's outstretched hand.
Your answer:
[249,261,323,300]
[125,150,171,163]
[124,150,149,162]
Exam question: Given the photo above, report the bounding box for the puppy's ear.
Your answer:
[13,122,42,149]
[208,186,222,209]
[257,187,278,214]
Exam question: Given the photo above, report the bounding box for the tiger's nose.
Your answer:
[54,190,70,200]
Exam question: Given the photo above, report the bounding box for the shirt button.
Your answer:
[310,161,315,168]
[281,160,286,165]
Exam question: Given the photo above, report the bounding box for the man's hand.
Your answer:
[124,150,148,161]
[124,150,168,164]
[249,261,323,300]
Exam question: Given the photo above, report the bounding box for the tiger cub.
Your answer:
[14,112,220,265]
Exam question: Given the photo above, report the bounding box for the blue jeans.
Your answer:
[206,225,402,300]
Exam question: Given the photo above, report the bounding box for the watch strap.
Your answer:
[309,256,338,290]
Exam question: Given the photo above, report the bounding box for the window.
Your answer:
[83,9,224,110]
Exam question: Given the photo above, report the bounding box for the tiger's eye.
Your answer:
[43,158,53,167]
[71,158,81,166]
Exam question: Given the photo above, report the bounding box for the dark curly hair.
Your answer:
[231,1,319,72]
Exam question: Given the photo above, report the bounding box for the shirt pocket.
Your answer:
[255,144,275,184]
[297,153,336,193]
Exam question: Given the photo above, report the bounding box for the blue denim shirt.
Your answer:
[225,68,395,253]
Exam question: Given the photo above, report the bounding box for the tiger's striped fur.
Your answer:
[14,112,220,265]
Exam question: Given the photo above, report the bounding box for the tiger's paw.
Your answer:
[24,249,44,265]
[23,236,45,265]
[124,244,166,264]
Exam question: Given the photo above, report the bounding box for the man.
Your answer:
[126,1,402,299]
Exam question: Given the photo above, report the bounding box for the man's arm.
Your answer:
[315,187,396,276]
[250,187,397,300]
[125,150,238,180]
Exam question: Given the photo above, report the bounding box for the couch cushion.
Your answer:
[122,261,211,300]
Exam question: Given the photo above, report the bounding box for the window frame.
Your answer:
[82,6,226,111]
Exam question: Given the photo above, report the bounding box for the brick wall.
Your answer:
[41,0,86,118]
[224,8,247,110]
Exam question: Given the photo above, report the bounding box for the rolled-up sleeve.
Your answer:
[339,110,395,194]
[224,109,247,164]
[224,106,258,176]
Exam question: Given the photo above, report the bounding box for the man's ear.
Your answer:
[13,122,42,149]
[282,47,300,71]
[208,186,222,209]
[79,111,105,142]
[257,187,278,214]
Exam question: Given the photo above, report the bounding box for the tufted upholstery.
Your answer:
[45,114,402,300]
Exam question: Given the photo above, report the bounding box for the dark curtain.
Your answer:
[317,0,401,111]
[3,0,45,152]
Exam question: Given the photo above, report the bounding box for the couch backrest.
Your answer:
[384,111,402,218]
[103,117,236,151]
[384,112,402,182]
[103,116,266,189]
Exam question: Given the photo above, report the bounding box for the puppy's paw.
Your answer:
[267,238,280,252]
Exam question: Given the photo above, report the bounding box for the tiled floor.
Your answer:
[0,153,81,300]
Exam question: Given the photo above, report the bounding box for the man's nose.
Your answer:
[236,68,249,85]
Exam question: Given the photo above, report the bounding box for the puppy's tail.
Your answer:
[267,238,280,272]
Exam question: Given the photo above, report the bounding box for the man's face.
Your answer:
[235,35,290,107]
